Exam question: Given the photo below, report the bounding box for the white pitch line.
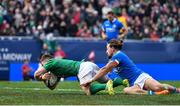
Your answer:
[0,87,82,92]
[0,87,124,93]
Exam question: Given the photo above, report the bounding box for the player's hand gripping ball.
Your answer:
[43,72,60,90]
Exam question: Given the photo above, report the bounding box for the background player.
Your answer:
[34,54,128,95]
[85,39,180,95]
[101,8,128,42]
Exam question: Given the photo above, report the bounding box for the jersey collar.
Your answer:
[112,18,116,22]
[108,18,116,23]
[113,50,120,56]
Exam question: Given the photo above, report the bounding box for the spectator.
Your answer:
[92,22,101,38]
[0,0,179,41]
[101,8,127,42]
[21,59,34,81]
[54,46,67,59]
[42,33,58,55]
[117,8,129,30]
[67,19,78,37]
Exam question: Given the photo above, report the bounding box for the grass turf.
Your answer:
[0,81,180,105]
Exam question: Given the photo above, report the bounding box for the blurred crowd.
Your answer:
[0,0,179,41]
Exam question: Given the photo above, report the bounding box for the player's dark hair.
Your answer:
[108,39,123,50]
[107,11,114,15]
[40,54,53,62]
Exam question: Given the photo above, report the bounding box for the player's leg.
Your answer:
[123,85,147,94]
[144,78,179,94]
[123,72,179,95]
[144,78,163,91]
[80,80,115,95]
[89,77,127,95]
[90,62,128,94]
[80,84,91,95]
[79,62,128,95]
[96,76,129,87]
[94,75,115,95]
[123,73,154,95]
[79,73,107,95]
[178,87,180,93]
[78,62,108,95]
[84,62,113,95]
[162,83,180,93]
[78,62,116,95]
[90,82,107,95]
[123,84,171,95]
[89,61,129,95]
[113,77,129,87]
[123,83,172,95]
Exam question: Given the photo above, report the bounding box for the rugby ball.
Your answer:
[43,72,60,90]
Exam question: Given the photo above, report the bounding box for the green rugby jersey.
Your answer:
[44,58,82,77]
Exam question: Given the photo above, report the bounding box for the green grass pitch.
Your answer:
[0,81,180,105]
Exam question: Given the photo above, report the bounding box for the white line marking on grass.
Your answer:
[0,87,82,92]
[0,87,124,94]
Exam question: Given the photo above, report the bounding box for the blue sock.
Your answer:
[148,90,155,95]
[172,87,179,94]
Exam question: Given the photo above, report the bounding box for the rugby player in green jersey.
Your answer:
[34,54,129,95]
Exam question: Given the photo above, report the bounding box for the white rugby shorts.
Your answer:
[134,73,153,89]
[78,62,99,85]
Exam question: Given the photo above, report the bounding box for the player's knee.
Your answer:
[152,84,164,91]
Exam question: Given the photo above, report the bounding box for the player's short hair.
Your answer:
[40,54,53,62]
[108,39,123,50]
[107,11,114,14]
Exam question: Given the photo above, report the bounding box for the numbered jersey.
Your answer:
[102,18,124,42]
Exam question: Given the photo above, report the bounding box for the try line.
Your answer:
[0,86,124,93]
[0,86,82,92]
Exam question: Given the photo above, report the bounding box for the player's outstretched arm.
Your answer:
[89,61,118,84]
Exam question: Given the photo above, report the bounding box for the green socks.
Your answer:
[90,83,106,95]
[113,78,123,87]
[90,78,125,95]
